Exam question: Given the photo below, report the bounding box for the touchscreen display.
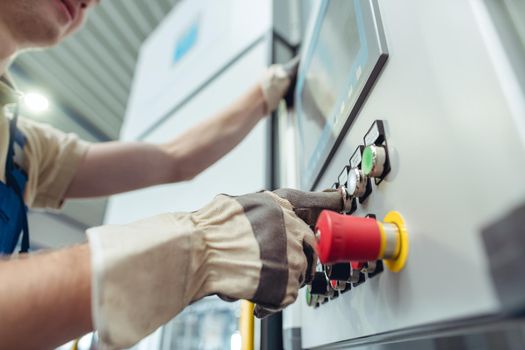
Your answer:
[298,0,364,186]
[300,2,360,150]
[295,0,387,190]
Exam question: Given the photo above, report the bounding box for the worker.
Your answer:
[0,1,345,349]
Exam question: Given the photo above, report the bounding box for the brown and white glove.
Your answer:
[87,189,343,349]
[259,57,300,114]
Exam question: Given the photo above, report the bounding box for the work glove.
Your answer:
[259,56,300,114]
[251,188,345,317]
[87,188,343,349]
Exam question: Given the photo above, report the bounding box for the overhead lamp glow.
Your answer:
[24,92,50,113]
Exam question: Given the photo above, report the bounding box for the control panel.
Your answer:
[278,0,525,348]
[305,120,409,309]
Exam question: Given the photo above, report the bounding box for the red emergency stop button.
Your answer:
[315,211,382,263]
[315,210,410,272]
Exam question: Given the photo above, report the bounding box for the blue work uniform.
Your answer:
[0,74,29,254]
[0,75,89,255]
[0,103,30,254]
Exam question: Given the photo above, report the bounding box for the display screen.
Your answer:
[300,1,361,167]
[295,0,387,189]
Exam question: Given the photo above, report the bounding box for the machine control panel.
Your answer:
[303,120,408,308]
[281,0,525,348]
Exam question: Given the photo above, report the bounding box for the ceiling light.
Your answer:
[24,92,50,113]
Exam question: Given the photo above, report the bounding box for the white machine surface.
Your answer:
[120,0,271,142]
[105,0,272,223]
[279,0,525,348]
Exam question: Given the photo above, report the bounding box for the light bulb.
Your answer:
[24,92,50,113]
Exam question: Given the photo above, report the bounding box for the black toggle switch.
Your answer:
[366,260,384,278]
[310,271,330,295]
[325,263,351,281]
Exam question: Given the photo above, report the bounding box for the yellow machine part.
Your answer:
[240,300,254,350]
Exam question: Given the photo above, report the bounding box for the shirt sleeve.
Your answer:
[17,118,91,209]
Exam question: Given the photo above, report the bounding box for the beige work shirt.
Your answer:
[0,75,90,209]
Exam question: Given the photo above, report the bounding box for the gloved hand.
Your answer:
[252,188,345,317]
[273,188,346,228]
[259,56,300,114]
[87,188,343,349]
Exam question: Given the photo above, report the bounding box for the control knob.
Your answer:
[315,210,409,272]
[347,168,368,197]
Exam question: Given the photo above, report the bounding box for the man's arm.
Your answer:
[0,245,92,350]
[0,189,338,349]
[65,85,266,198]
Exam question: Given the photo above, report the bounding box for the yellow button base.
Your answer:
[383,211,409,272]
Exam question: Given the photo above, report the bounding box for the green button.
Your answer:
[362,146,374,176]
[306,287,312,305]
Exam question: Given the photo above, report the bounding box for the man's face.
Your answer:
[0,0,99,49]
